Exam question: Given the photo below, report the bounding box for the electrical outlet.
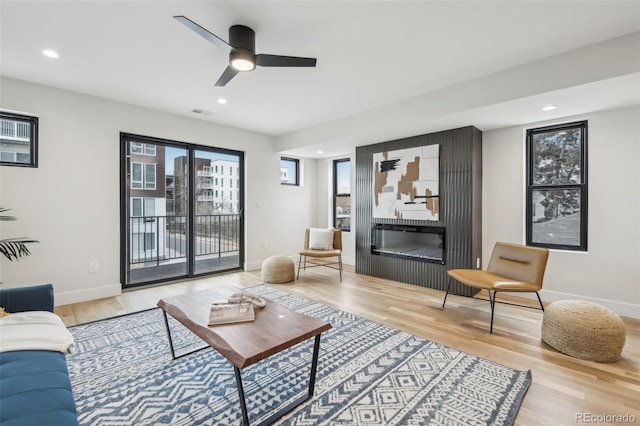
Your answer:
[89,261,99,273]
[263,242,269,251]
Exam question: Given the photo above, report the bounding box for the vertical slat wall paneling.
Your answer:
[355,126,482,296]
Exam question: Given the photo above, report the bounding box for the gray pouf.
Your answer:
[541,300,626,362]
[261,255,295,283]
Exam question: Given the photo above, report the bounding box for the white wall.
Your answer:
[483,106,640,318]
[0,77,317,304]
[249,155,319,270]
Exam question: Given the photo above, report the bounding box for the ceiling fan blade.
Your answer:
[255,54,317,67]
[215,66,240,87]
[173,15,233,53]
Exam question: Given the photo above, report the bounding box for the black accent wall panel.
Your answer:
[355,126,482,296]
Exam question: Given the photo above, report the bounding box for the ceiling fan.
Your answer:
[174,15,317,87]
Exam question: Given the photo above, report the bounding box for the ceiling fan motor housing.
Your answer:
[229,25,255,52]
[229,25,256,71]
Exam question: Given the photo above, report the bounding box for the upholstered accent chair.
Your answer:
[298,228,343,282]
[443,242,549,333]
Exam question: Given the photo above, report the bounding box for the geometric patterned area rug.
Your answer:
[67,284,531,426]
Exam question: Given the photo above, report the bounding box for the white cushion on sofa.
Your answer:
[308,228,335,250]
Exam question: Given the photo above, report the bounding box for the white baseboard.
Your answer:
[54,283,121,306]
[244,260,264,271]
[245,255,355,273]
[527,289,640,319]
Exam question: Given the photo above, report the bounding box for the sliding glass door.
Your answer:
[192,149,243,275]
[121,134,244,288]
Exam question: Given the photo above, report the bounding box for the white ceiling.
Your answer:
[1,1,639,158]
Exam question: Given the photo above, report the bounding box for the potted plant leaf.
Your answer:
[0,206,38,261]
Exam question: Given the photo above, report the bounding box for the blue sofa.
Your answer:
[0,284,80,426]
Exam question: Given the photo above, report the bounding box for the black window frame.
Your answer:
[333,158,351,232]
[0,111,39,168]
[526,120,588,251]
[280,157,300,186]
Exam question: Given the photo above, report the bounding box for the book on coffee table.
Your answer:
[209,301,255,325]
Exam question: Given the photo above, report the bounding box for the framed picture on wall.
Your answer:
[372,144,440,220]
[0,110,39,168]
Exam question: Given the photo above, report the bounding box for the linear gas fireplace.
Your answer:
[371,224,445,264]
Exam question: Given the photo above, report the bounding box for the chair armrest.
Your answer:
[0,283,54,313]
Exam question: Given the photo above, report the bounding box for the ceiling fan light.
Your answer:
[230,50,255,71]
[231,58,255,71]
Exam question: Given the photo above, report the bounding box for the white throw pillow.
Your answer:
[308,228,335,250]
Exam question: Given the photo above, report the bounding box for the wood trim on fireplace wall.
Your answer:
[355,126,482,296]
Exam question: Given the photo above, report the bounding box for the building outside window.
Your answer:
[131,162,157,189]
[131,163,143,188]
[131,142,143,154]
[144,144,156,156]
[333,158,351,231]
[144,163,156,189]
[526,120,588,251]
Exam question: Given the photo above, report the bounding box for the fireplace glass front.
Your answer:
[371,224,445,264]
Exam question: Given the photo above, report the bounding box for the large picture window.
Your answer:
[526,120,587,251]
[0,111,38,167]
[333,158,351,231]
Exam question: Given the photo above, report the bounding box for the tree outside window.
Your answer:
[526,121,587,251]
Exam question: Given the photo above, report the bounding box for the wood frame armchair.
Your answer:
[443,242,549,333]
[297,228,343,282]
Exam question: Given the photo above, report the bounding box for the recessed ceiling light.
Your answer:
[541,105,557,111]
[317,150,324,154]
[42,49,59,59]
[217,98,228,105]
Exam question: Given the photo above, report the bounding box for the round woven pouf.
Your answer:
[541,300,626,362]
[261,255,295,284]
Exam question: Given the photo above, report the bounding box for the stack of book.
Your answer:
[209,300,255,325]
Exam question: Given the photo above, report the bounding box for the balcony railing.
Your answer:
[129,214,240,266]
[197,169,214,177]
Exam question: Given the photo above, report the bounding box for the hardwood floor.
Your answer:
[56,266,640,425]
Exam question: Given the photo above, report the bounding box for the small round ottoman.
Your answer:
[261,255,295,283]
[541,300,626,362]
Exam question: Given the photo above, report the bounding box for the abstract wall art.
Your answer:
[372,144,439,220]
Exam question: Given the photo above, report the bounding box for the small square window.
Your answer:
[0,111,38,168]
[281,157,300,185]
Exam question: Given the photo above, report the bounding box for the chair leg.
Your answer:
[297,255,303,279]
[338,255,343,282]
[535,292,544,311]
[442,277,453,308]
[489,291,496,334]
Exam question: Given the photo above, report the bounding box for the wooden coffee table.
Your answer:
[157,286,332,426]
